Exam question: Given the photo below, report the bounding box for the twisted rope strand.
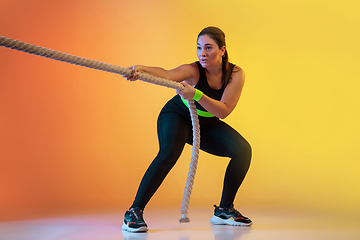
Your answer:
[179,100,200,223]
[0,36,200,222]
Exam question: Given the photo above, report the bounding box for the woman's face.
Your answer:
[197,34,225,69]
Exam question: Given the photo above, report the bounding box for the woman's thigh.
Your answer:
[157,110,192,153]
[198,120,251,158]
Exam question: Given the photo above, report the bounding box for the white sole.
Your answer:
[210,215,252,226]
[122,222,148,232]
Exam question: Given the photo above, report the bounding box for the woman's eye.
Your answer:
[197,46,201,50]
[206,47,212,50]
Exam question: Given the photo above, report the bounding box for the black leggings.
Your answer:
[131,97,252,210]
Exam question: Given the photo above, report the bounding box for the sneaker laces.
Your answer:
[229,207,242,217]
[216,204,243,218]
[130,208,140,220]
[130,208,145,221]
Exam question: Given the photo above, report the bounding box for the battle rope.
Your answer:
[0,36,199,223]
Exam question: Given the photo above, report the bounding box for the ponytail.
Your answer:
[222,49,230,88]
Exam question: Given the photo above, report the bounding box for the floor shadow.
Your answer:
[211,225,252,240]
[122,230,149,240]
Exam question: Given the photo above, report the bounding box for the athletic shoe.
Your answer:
[122,207,148,232]
[210,205,252,226]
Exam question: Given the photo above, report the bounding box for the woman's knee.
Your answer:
[231,138,252,164]
[244,140,252,159]
[154,147,182,169]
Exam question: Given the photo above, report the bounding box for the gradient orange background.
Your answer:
[1,0,359,222]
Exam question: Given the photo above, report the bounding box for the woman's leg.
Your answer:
[197,120,252,208]
[131,111,192,210]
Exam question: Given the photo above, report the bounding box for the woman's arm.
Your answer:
[127,63,199,86]
[178,67,245,119]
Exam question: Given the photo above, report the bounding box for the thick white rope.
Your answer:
[0,36,199,222]
[179,99,200,223]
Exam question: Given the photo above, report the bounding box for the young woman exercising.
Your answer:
[123,26,252,232]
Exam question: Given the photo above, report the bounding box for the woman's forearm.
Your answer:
[137,66,170,79]
[197,95,231,119]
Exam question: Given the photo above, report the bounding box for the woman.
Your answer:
[122,26,252,232]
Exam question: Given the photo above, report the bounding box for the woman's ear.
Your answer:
[220,46,226,56]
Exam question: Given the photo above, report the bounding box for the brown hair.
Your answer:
[198,26,233,88]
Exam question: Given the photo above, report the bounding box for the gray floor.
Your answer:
[0,208,359,240]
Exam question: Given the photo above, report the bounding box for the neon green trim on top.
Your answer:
[180,96,215,117]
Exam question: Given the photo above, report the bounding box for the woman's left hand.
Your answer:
[176,82,196,100]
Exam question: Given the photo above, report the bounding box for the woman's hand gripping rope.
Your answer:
[176,82,196,100]
[126,65,141,81]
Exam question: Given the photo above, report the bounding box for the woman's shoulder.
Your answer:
[170,62,200,85]
[228,64,245,86]
[176,62,199,72]
[230,63,243,72]
[231,64,244,77]
[189,61,201,70]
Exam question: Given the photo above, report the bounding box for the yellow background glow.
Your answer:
[1,0,359,221]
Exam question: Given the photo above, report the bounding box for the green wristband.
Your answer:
[193,89,203,101]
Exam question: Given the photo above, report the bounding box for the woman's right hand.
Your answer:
[126,65,142,81]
